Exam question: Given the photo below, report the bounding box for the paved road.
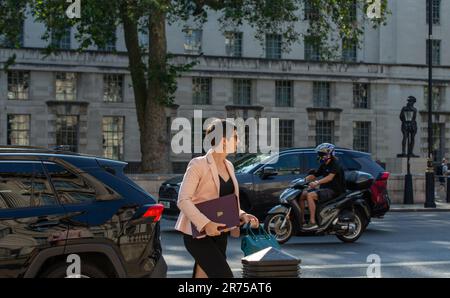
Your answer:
[161,212,450,278]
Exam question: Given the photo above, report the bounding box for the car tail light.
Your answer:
[378,172,390,181]
[370,172,390,205]
[143,204,164,222]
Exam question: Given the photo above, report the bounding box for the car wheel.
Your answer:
[39,260,108,278]
[336,210,366,243]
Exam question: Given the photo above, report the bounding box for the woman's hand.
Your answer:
[240,213,259,228]
[204,221,226,237]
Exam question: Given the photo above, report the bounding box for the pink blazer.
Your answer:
[174,149,246,238]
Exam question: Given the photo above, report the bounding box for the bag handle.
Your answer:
[244,223,272,240]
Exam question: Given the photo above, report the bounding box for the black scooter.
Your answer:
[263,171,373,244]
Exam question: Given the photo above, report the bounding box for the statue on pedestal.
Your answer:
[398,96,419,158]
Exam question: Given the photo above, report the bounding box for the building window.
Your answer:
[313,82,330,108]
[51,27,71,50]
[304,0,319,20]
[426,0,441,25]
[279,120,294,148]
[192,77,211,105]
[56,115,79,153]
[275,81,293,107]
[426,39,441,66]
[233,79,252,105]
[7,71,29,100]
[305,36,321,61]
[102,116,124,160]
[342,38,357,62]
[55,72,77,101]
[191,117,208,156]
[266,34,282,59]
[7,115,30,146]
[184,28,202,55]
[353,122,371,153]
[424,86,443,111]
[225,32,243,57]
[353,83,370,109]
[103,74,124,103]
[432,123,445,162]
[98,38,116,52]
[316,120,334,145]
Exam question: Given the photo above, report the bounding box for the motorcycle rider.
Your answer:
[299,143,346,231]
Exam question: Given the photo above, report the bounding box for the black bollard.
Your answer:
[447,176,450,203]
[403,173,414,204]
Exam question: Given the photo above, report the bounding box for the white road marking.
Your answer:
[302,260,450,270]
[167,260,450,275]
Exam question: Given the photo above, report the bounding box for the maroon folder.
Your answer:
[191,194,240,238]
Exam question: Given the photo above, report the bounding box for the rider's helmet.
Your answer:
[315,143,336,164]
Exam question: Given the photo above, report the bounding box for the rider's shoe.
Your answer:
[302,223,318,231]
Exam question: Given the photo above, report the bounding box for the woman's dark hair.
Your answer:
[205,119,237,147]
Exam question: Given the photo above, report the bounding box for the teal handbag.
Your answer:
[241,223,281,256]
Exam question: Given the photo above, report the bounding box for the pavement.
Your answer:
[161,212,450,278]
[391,201,450,212]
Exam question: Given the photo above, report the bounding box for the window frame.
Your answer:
[225,31,243,57]
[102,116,125,161]
[233,79,252,105]
[279,119,295,149]
[266,34,282,59]
[183,28,202,55]
[55,72,77,101]
[315,120,335,145]
[353,83,370,109]
[56,115,79,153]
[313,82,331,108]
[103,74,124,103]
[7,70,30,100]
[275,80,293,107]
[7,114,31,146]
[192,77,212,105]
[353,121,371,153]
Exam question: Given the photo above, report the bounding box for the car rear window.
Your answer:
[303,151,384,179]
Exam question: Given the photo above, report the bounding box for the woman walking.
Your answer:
[174,119,259,278]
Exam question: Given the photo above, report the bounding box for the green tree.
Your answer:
[0,0,388,173]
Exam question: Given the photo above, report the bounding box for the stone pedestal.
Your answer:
[387,174,425,204]
[385,157,428,175]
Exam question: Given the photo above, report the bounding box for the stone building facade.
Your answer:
[0,0,450,173]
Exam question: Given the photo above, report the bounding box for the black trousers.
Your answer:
[183,232,233,278]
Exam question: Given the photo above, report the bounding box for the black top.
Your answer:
[219,175,235,197]
[314,158,345,195]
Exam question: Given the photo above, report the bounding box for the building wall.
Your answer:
[1,1,450,172]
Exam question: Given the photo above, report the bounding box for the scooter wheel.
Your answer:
[264,213,293,245]
[336,210,366,243]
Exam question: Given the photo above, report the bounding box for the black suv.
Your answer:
[159,148,390,220]
[0,146,166,278]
